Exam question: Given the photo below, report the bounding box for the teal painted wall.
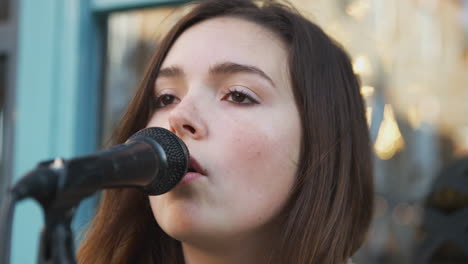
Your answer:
[13,0,100,262]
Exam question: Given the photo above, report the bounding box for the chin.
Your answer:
[159,213,229,247]
[150,194,221,243]
[155,206,203,237]
[162,221,213,246]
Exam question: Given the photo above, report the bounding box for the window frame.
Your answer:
[0,0,17,208]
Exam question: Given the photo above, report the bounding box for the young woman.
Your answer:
[77,0,374,263]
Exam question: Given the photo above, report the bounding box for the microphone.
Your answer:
[11,127,189,208]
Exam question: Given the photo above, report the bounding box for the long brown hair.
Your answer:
[77,0,374,263]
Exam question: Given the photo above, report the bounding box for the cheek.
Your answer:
[223,111,300,173]
[217,123,299,206]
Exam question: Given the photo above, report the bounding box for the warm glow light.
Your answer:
[346,0,370,20]
[353,55,372,75]
[366,107,373,127]
[374,104,405,160]
[361,85,375,97]
[407,105,421,129]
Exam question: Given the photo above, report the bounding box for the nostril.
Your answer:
[183,125,196,134]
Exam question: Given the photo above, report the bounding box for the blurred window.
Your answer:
[101,7,185,145]
[287,0,468,263]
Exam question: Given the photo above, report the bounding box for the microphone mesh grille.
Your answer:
[129,127,189,195]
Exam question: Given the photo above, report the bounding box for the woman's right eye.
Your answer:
[153,94,180,109]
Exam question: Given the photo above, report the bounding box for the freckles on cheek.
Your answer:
[222,131,282,185]
[223,124,298,182]
[227,128,268,161]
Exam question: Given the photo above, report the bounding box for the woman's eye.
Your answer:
[225,91,259,105]
[154,94,179,108]
[154,89,258,108]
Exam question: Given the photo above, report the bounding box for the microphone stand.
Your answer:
[38,206,77,264]
[9,158,80,264]
[36,158,79,264]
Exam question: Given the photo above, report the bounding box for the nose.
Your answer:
[168,95,208,140]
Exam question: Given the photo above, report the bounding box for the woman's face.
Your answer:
[147,16,301,248]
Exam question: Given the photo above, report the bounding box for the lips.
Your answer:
[188,156,207,176]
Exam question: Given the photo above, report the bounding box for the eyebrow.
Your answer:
[157,66,183,78]
[157,62,277,88]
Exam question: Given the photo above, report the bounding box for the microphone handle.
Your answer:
[53,138,162,209]
[12,137,164,210]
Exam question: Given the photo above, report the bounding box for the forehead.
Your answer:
[161,16,290,86]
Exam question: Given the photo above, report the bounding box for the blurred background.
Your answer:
[0,0,467,263]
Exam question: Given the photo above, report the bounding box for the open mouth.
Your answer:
[188,156,206,175]
[179,156,207,185]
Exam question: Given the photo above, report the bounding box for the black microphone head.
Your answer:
[129,127,189,195]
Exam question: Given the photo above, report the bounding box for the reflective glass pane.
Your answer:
[101,7,184,145]
[288,0,468,263]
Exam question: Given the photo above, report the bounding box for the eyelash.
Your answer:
[153,87,259,109]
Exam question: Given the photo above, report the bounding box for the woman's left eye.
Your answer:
[153,94,180,109]
[223,89,259,105]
